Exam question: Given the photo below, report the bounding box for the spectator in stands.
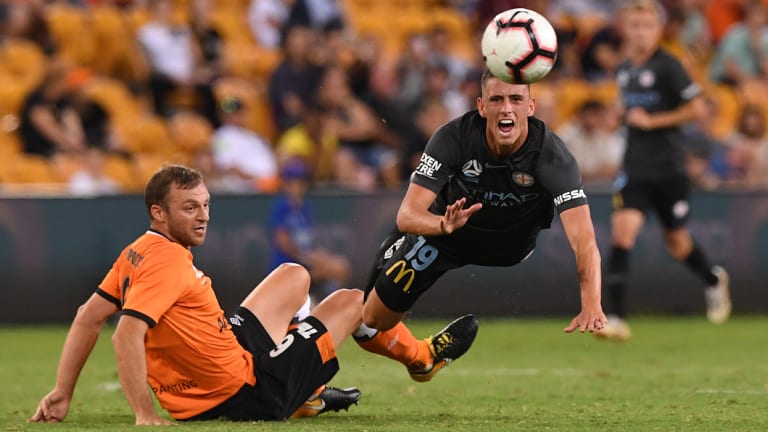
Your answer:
[705,0,747,45]
[18,63,87,158]
[681,97,723,190]
[67,147,120,196]
[556,100,625,185]
[191,148,229,192]
[679,0,713,69]
[210,96,279,192]
[248,0,293,49]
[359,58,420,177]
[317,66,401,189]
[402,99,452,179]
[708,0,768,86]
[268,25,324,132]
[189,0,225,78]
[2,0,56,55]
[137,0,219,127]
[579,15,623,82]
[276,102,338,185]
[395,34,432,112]
[712,103,768,189]
[428,25,470,89]
[423,62,468,120]
[285,0,345,32]
[268,158,351,301]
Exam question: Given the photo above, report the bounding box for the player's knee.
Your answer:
[666,240,689,260]
[275,262,311,292]
[325,289,363,322]
[361,307,397,331]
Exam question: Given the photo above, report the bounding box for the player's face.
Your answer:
[156,182,210,248]
[623,9,662,55]
[477,77,535,154]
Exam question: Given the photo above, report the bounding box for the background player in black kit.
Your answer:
[350,69,607,382]
[596,0,731,342]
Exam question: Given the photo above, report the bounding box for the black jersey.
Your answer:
[617,49,702,179]
[410,111,586,264]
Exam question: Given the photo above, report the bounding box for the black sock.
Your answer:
[682,241,719,286]
[606,246,630,319]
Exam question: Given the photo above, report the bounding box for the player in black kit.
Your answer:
[350,69,606,383]
[595,0,731,342]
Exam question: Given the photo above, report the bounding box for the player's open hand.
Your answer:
[440,198,482,234]
[626,107,654,130]
[29,389,70,423]
[564,308,608,333]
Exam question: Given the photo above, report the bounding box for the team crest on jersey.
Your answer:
[672,200,689,219]
[462,160,483,178]
[639,70,655,87]
[512,171,535,187]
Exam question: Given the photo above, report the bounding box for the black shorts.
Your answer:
[186,308,339,421]
[364,228,532,312]
[612,174,691,229]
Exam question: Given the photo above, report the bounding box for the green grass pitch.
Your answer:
[2,316,766,431]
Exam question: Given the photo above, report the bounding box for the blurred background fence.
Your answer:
[1,188,765,323]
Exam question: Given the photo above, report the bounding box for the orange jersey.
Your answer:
[98,230,255,419]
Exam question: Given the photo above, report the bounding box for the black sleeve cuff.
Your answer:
[96,289,122,309]
[120,309,157,328]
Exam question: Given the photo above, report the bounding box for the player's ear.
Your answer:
[477,96,486,117]
[528,96,536,116]
[150,204,165,223]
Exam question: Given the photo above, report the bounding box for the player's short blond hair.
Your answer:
[622,0,666,23]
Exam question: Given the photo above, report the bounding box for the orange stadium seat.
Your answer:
[102,153,140,192]
[131,152,187,188]
[82,77,142,123]
[0,154,62,185]
[45,3,97,67]
[119,115,177,155]
[90,5,149,83]
[51,153,87,183]
[553,79,592,124]
[703,83,741,140]
[169,111,214,154]
[0,130,22,158]
[223,42,282,79]
[0,39,47,115]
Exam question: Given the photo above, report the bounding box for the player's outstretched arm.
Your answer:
[558,205,607,334]
[112,316,175,426]
[29,294,118,423]
[396,183,482,236]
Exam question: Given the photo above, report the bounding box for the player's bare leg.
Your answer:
[356,287,478,382]
[241,264,361,419]
[240,263,312,344]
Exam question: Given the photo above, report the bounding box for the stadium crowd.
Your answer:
[1,0,768,195]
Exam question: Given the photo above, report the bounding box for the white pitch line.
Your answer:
[694,389,768,395]
[450,367,586,377]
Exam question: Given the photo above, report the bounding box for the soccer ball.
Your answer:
[481,8,558,84]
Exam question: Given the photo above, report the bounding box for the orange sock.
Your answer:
[355,322,433,369]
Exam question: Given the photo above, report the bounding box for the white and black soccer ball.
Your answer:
[481,8,558,84]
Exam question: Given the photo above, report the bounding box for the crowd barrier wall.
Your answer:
[1,190,765,323]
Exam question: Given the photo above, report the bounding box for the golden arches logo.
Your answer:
[385,260,416,293]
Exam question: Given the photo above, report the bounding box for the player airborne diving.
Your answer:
[350,70,606,381]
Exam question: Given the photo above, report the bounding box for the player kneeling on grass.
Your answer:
[30,165,361,425]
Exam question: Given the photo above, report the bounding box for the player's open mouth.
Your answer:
[498,119,515,133]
